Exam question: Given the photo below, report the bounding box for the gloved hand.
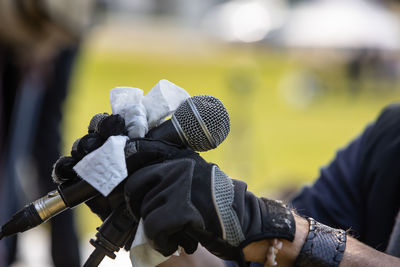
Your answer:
[52,112,127,220]
[52,113,185,220]
[124,152,296,266]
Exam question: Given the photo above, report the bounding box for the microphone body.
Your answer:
[146,119,184,145]
[1,118,182,237]
[1,180,97,237]
[0,95,230,239]
[1,119,178,238]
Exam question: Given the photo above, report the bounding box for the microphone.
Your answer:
[147,95,230,151]
[0,95,230,239]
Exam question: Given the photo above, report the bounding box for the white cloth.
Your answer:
[143,79,190,129]
[73,135,129,196]
[130,219,180,267]
[110,87,148,138]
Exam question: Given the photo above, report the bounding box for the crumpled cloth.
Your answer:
[73,135,129,196]
[130,219,180,267]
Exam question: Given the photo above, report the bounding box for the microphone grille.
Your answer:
[173,95,230,152]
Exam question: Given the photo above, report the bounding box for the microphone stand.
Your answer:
[84,204,137,267]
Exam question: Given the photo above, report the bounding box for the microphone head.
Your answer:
[172,95,230,152]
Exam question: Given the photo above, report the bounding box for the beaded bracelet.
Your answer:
[294,217,347,267]
[264,238,283,266]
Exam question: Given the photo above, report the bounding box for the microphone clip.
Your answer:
[84,205,137,267]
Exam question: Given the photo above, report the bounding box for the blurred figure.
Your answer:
[346,49,366,96]
[0,1,97,266]
[347,49,400,95]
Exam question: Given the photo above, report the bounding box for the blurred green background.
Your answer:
[62,20,400,234]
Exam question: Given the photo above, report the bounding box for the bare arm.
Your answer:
[243,215,400,267]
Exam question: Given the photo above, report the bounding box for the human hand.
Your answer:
[124,152,296,266]
[52,113,126,220]
[52,113,185,221]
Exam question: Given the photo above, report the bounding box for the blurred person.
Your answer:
[347,49,400,95]
[0,0,96,266]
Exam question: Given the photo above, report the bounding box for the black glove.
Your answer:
[52,113,126,185]
[52,113,186,220]
[52,113,127,220]
[124,152,296,266]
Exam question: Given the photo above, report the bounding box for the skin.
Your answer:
[244,215,400,267]
[158,214,400,267]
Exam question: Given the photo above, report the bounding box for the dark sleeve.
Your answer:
[291,104,400,250]
[290,126,367,233]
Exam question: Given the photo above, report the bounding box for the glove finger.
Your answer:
[135,139,184,157]
[125,139,192,174]
[52,156,79,184]
[126,150,171,174]
[125,140,175,173]
[151,227,198,256]
[175,231,198,254]
[152,234,179,257]
[135,138,207,165]
[75,133,104,160]
[96,114,126,139]
[70,137,81,159]
[88,113,109,133]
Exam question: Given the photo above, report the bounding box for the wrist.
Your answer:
[294,217,347,267]
[243,213,308,266]
[277,214,309,265]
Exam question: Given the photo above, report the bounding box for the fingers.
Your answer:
[53,134,102,184]
[167,231,198,256]
[52,156,79,184]
[95,114,126,139]
[73,113,126,160]
[125,139,187,174]
[152,234,180,257]
[178,227,199,254]
[54,113,127,182]
[88,113,126,139]
[135,138,184,156]
[150,227,199,257]
[88,113,108,133]
[72,133,104,160]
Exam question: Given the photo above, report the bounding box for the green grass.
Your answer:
[63,43,400,233]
